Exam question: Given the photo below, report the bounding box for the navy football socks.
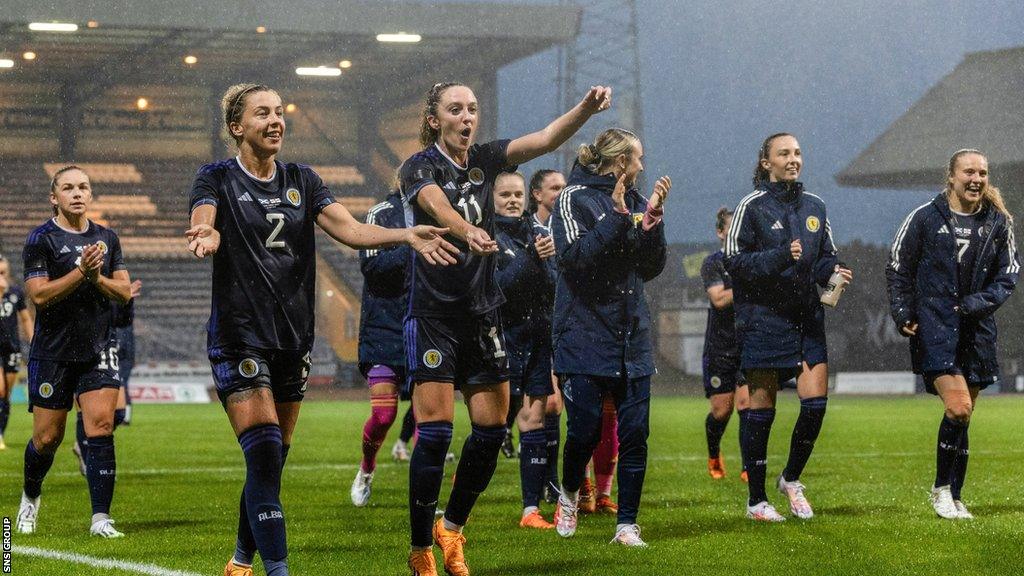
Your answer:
[705,412,729,459]
[23,440,56,499]
[399,405,416,444]
[544,413,561,493]
[238,424,287,573]
[950,424,970,500]
[235,444,291,566]
[76,411,89,463]
[85,435,116,515]
[935,415,966,489]
[742,408,776,506]
[737,408,749,471]
[409,421,453,547]
[782,397,828,482]
[519,428,548,509]
[0,397,10,436]
[444,424,506,527]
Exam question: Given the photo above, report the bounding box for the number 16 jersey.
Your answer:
[189,158,335,354]
[400,140,512,318]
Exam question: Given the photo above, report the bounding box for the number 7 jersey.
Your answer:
[189,158,335,353]
[399,140,512,318]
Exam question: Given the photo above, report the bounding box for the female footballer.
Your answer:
[187,83,456,576]
[725,133,852,521]
[887,149,1018,519]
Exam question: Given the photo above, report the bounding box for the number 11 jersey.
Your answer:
[400,140,512,318]
[189,157,335,354]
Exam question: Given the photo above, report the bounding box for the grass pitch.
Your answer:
[3,394,1023,575]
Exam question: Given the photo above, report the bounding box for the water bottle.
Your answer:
[820,268,849,307]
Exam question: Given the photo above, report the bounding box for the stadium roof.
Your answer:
[0,1,579,91]
[836,46,1024,189]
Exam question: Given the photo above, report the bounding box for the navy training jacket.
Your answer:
[551,163,667,379]
[357,192,410,369]
[724,181,838,367]
[495,213,557,375]
[886,194,1019,381]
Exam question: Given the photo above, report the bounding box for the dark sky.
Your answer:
[495,0,1024,246]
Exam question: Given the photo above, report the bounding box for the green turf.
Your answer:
[3,395,1023,575]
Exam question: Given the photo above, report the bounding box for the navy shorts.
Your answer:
[359,363,411,401]
[741,317,827,383]
[404,310,510,391]
[27,354,121,411]
[2,349,21,375]
[210,347,311,407]
[922,367,996,395]
[702,353,745,398]
[509,338,554,397]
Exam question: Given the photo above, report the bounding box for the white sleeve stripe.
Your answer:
[559,185,584,244]
[1006,224,1019,274]
[725,191,765,257]
[889,202,930,271]
[824,218,836,255]
[364,202,391,257]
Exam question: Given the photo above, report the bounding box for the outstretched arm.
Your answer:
[416,185,497,255]
[317,203,458,266]
[506,86,611,166]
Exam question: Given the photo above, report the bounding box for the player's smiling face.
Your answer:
[50,169,92,217]
[234,90,286,155]
[431,85,477,160]
[532,172,565,212]
[494,174,525,217]
[949,153,988,208]
[762,135,802,183]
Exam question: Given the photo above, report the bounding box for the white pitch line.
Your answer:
[12,545,204,576]
[2,449,1023,480]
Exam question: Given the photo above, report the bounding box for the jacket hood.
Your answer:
[568,162,638,195]
[494,213,528,233]
[762,180,804,203]
[931,192,999,226]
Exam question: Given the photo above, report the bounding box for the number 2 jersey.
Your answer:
[22,219,126,361]
[189,158,336,354]
[399,140,512,318]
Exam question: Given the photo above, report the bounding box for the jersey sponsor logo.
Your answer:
[286,188,301,207]
[238,192,254,202]
[257,197,282,207]
[59,245,72,254]
[710,376,722,389]
[443,181,458,191]
[39,382,54,398]
[938,224,949,234]
[771,220,784,230]
[423,349,443,369]
[468,167,485,186]
[238,358,260,378]
[806,216,820,233]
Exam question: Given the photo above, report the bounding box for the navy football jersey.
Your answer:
[189,158,335,353]
[358,192,410,368]
[112,299,135,365]
[1,285,26,350]
[952,208,986,298]
[701,250,739,358]
[399,141,512,317]
[23,219,126,361]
